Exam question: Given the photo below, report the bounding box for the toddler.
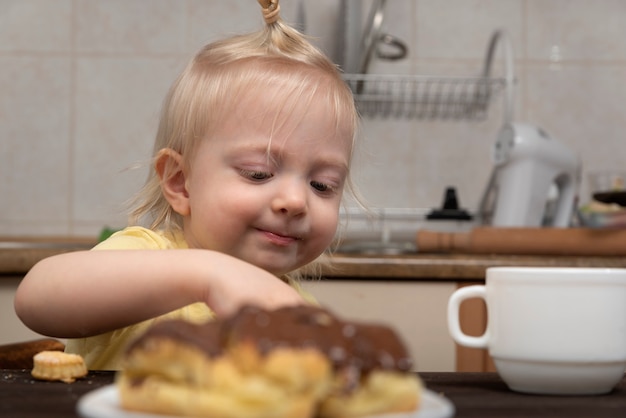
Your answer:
[14,0,359,370]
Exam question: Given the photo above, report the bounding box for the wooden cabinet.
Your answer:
[454,282,496,372]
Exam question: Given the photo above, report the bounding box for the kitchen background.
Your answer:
[1,0,625,238]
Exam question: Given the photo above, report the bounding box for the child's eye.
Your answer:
[241,169,273,181]
[311,180,334,193]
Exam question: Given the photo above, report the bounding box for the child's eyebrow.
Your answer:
[315,155,349,173]
[228,142,276,162]
[232,141,349,172]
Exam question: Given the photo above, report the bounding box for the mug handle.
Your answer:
[447,285,489,348]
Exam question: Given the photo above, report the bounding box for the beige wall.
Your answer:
[1,0,625,236]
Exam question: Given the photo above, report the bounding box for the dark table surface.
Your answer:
[1,369,625,417]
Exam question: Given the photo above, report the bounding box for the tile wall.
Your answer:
[1,0,625,237]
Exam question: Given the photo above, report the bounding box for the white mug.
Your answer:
[448,267,626,395]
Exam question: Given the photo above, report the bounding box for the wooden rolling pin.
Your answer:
[416,227,626,256]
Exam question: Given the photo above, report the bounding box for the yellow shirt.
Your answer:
[64,226,315,370]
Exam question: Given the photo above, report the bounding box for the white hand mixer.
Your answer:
[478,31,581,227]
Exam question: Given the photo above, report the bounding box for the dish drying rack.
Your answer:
[342,30,516,121]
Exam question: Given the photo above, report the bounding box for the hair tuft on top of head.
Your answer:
[258,0,280,24]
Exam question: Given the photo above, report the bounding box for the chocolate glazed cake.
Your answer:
[116,305,422,418]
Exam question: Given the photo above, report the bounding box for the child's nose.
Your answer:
[271,180,307,216]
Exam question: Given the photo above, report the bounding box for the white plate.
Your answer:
[77,384,454,418]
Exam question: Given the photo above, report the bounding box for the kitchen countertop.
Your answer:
[2,237,626,280]
[0,239,95,276]
[322,252,626,280]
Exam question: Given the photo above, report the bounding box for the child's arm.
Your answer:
[14,249,305,338]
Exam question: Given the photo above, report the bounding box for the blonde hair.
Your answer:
[128,1,359,278]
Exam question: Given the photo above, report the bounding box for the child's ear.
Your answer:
[155,148,190,216]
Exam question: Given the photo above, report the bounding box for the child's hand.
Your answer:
[199,253,307,317]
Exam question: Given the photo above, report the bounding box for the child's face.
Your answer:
[180,90,352,276]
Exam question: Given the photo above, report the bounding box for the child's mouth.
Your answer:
[258,229,301,246]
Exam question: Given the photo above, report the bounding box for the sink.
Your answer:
[334,241,417,255]
[334,207,475,256]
